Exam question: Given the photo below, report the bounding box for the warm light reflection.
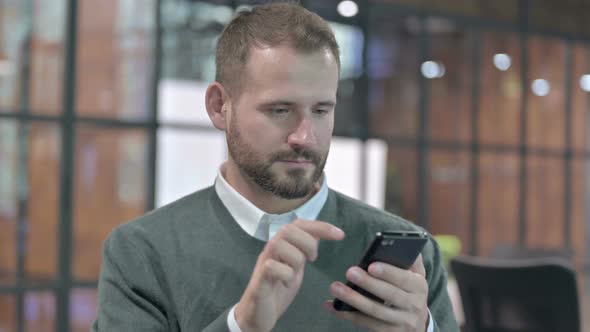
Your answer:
[337,0,358,17]
[493,53,512,71]
[531,79,550,96]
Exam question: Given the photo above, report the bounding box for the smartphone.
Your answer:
[333,230,429,311]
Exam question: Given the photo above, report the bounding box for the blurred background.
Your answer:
[1,0,589,331]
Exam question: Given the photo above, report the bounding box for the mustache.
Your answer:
[270,148,322,164]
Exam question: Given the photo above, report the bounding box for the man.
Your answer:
[93,2,458,331]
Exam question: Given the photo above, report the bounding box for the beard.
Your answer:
[226,113,327,199]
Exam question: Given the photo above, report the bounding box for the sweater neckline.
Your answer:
[205,186,339,256]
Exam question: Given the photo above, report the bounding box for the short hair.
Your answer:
[215,2,340,96]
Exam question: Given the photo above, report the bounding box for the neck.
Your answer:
[222,162,317,214]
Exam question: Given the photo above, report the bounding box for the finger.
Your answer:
[368,262,428,294]
[410,254,426,277]
[324,300,401,331]
[266,237,306,271]
[344,266,408,309]
[261,259,295,285]
[275,224,320,261]
[326,300,426,332]
[329,281,404,323]
[292,219,345,241]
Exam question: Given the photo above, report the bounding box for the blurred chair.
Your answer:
[451,255,580,332]
[489,244,574,261]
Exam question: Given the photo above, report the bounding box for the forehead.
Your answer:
[239,45,339,102]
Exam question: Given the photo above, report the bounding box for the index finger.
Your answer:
[292,219,345,241]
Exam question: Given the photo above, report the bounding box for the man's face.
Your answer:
[225,45,339,199]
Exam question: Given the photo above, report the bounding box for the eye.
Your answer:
[270,108,290,116]
[313,108,331,115]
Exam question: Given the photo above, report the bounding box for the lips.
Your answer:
[280,159,313,163]
[272,149,320,166]
[278,159,315,168]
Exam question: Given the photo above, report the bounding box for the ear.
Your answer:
[205,82,231,131]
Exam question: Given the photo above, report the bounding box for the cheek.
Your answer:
[242,121,282,150]
[235,111,268,139]
[318,136,332,153]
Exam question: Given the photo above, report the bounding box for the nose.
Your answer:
[287,114,315,148]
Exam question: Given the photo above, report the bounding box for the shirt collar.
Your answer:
[214,163,329,241]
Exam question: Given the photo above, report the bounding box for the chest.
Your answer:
[170,247,364,331]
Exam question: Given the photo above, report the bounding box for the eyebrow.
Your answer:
[261,100,337,108]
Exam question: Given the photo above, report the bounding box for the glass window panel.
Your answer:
[331,22,365,137]
[526,156,564,248]
[70,288,97,332]
[73,126,148,281]
[572,45,590,152]
[0,295,15,332]
[159,1,232,124]
[158,79,213,126]
[572,159,588,264]
[383,146,417,223]
[330,22,363,81]
[324,137,362,202]
[428,20,473,142]
[156,128,226,207]
[26,123,61,283]
[0,120,17,285]
[0,121,61,284]
[0,1,64,113]
[75,0,155,119]
[29,0,66,115]
[478,152,519,255]
[479,32,521,146]
[366,139,388,209]
[161,1,232,81]
[368,15,420,139]
[0,2,27,113]
[24,291,55,332]
[428,150,471,240]
[0,224,16,285]
[527,37,566,150]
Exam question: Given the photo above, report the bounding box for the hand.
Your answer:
[326,255,429,332]
[235,219,345,332]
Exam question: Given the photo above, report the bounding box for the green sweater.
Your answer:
[92,186,458,331]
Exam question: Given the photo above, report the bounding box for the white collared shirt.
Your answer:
[214,165,329,241]
[214,166,434,332]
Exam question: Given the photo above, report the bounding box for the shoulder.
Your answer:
[106,186,217,251]
[328,189,424,233]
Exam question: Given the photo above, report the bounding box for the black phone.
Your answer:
[333,230,429,311]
